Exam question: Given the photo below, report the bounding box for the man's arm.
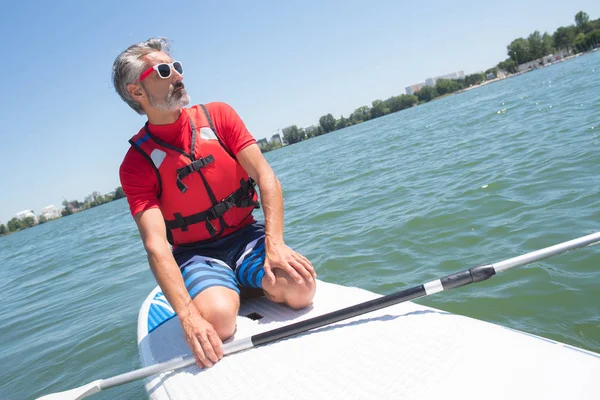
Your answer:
[134,208,223,368]
[236,144,316,284]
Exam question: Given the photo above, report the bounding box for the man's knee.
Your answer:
[286,279,316,309]
[263,270,316,310]
[193,287,240,340]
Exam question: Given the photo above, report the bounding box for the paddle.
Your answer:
[37,231,600,400]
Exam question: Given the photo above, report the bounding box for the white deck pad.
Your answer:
[138,280,600,400]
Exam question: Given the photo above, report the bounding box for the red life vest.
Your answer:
[128,104,259,246]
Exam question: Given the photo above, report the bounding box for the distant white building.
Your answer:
[425,71,465,87]
[271,133,283,145]
[405,83,426,95]
[15,210,38,224]
[517,50,572,73]
[302,126,320,137]
[41,205,61,220]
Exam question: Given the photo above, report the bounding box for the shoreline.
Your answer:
[456,50,596,94]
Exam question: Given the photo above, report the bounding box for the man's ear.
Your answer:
[127,83,145,102]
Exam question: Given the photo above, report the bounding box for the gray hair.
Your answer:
[112,37,171,115]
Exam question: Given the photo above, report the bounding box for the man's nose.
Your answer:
[172,66,183,81]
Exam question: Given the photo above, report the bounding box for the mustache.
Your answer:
[172,81,185,91]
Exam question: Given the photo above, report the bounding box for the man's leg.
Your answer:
[192,287,239,339]
[180,255,240,340]
[235,237,316,310]
[262,269,316,310]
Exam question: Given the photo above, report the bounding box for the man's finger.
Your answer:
[190,336,211,368]
[208,330,224,359]
[290,259,313,282]
[283,263,304,284]
[294,253,316,278]
[197,332,219,364]
[265,265,277,285]
[296,252,313,268]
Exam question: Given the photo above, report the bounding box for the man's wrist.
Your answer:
[177,299,200,322]
[265,233,284,247]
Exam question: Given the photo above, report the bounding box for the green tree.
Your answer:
[0,224,7,235]
[114,186,125,200]
[435,79,460,95]
[318,114,337,133]
[282,125,304,145]
[370,100,387,118]
[7,217,23,232]
[22,216,36,228]
[38,215,48,224]
[350,106,371,124]
[527,31,544,59]
[385,96,402,112]
[62,206,73,217]
[586,30,600,49]
[553,26,576,50]
[304,125,321,138]
[497,59,517,74]
[397,94,418,109]
[370,100,389,118]
[259,140,282,153]
[415,86,438,103]
[573,32,587,52]
[507,37,530,64]
[335,115,350,130]
[465,72,486,85]
[541,32,554,55]
[575,11,590,32]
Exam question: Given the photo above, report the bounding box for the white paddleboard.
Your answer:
[138,280,600,399]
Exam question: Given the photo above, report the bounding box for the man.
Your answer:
[113,38,316,369]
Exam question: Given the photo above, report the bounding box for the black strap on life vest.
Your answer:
[176,155,215,193]
[164,178,259,235]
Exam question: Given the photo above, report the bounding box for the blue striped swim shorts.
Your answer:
[172,222,267,299]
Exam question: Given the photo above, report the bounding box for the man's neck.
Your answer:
[146,108,181,126]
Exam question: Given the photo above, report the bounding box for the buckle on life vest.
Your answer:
[176,155,215,193]
[207,200,232,221]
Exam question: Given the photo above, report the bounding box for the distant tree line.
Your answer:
[0,186,126,236]
[280,93,420,145]
[258,140,283,153]
[503,11,600,68]
[280,74,491,145]
[271,11,599,149]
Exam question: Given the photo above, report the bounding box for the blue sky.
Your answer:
[0,0,598,224]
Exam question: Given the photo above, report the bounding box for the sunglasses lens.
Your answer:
[156,64,171,78]
[173,61,183,75]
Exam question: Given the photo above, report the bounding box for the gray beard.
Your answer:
[147,86,190,112]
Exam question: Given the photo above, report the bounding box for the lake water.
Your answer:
[1,51,599,399]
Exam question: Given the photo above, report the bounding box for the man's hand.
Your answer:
[264,243,316,285]
[180,310,224,368]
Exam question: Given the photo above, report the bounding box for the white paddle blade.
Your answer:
[36,380,103,400]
